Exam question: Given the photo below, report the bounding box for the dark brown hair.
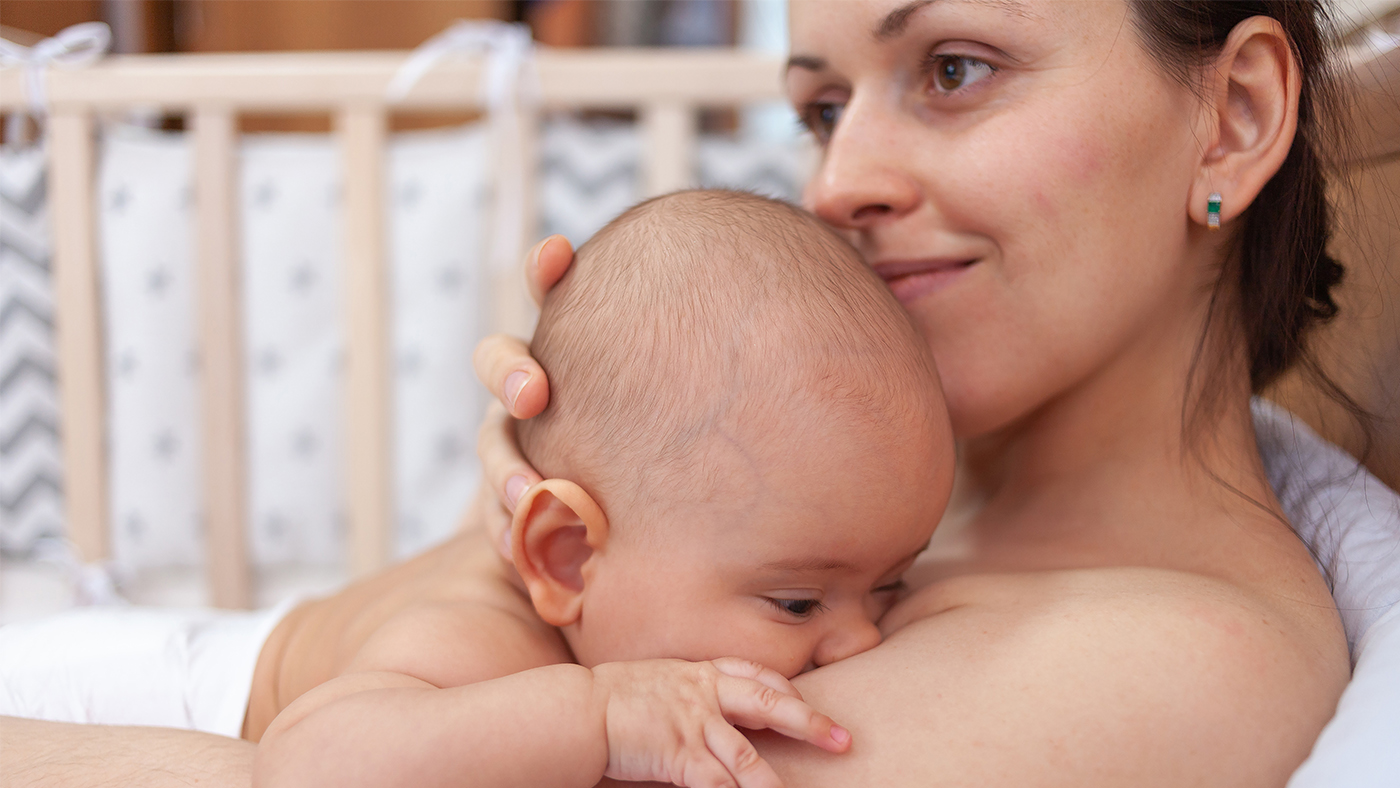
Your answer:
[1129,0,1369,445]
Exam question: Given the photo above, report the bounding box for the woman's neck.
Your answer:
[944,331,1292,581]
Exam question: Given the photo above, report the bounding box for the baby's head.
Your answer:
[513,190,954,678]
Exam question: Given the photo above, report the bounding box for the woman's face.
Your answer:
[787,0,1212,438]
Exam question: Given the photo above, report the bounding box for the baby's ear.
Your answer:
[511,479,609,627]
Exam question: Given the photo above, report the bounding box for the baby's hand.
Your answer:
[590,657,851,788]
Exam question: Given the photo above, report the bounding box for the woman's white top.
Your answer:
[1254,400,1400,787]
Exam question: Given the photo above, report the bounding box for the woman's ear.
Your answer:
[1190,16,1300,229]
[510,479,609,627]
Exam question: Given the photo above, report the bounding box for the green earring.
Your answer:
[1207,193,1222,230]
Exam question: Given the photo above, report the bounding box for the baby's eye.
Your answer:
[927,55,996,94]
[797,101,844,144]
[874,579,907,595]
[767,597,826,619]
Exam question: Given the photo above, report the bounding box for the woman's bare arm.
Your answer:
[0,716,256,788]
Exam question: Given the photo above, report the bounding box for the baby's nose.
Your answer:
[812,614,883,667]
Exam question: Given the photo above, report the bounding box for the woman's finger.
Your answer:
[477,402,543,521]
[702,720,785,788]
[473,334,549,419]
[469,478,516,562]
[709,658,803,700]
[714,677,851,754]
[527,235,575,307]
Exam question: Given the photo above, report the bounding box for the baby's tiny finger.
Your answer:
[715,677,850,754]
[679,751,741,788]
[710,657,802,699]
[703,720,784,788]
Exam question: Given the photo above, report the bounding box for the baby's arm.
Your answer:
[254,605,847,788]
[255,602,586,787]
[257,660,603,788]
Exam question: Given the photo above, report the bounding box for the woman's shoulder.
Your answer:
[761,567,1346,788]
[892,564,1332,634]
[892,566,1346,693]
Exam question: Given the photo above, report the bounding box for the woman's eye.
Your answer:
[798,101,844,143]
[768,598,825,618]
[929,55,995,94]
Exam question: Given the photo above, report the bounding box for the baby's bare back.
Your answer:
[242,529,570,741]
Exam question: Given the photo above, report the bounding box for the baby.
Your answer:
[255,190,955,788]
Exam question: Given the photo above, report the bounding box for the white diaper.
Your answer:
[0,596,301,738]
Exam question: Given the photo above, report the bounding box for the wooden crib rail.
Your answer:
[0,49,784,111]
[0,48,785,608]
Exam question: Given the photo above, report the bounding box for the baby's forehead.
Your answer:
[628,410,939,523]
[622,383,892,489]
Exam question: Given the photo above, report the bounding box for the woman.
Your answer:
[0,1,1365,786]
[473,1,1353,784]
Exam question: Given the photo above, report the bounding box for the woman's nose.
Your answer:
[812,614,883,668]
[803,101,922,232]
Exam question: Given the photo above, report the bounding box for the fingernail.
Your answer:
[528,239,544,272]
[505,475,529,509]
[504,371,529,413]
[830,725,850,746]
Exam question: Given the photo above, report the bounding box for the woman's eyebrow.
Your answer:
[876,0,1034,41]
[877,0,939,40]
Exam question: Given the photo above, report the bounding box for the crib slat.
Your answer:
[47,111,111,568]
[488,102,541,340]
[337,104,395,577]
[193,107,253,609]
[642,102,696,197]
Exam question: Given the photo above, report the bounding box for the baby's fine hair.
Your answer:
[518,189,938,512]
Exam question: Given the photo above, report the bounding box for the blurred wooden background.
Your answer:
[0,0,737,130]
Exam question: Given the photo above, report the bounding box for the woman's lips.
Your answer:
[873,259,977,304]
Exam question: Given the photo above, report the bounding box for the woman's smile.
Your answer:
[872,258,978,304]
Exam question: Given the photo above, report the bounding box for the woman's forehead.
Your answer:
[788,0,1112,46]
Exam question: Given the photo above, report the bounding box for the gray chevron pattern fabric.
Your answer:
[539,116,808,247]
[0,117,809,567]
[0,144,64,557]
[540,118,642,244]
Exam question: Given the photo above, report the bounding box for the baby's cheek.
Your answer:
[744,621,820,679]
[683,608,803,677]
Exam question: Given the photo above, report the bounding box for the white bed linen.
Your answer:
[1255,400,1400,786]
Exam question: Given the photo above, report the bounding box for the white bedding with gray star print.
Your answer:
[98,123,495,569]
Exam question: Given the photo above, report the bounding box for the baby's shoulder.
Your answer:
[349,599,573,688]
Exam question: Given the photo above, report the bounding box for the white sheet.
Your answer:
[1254,400,1400,787]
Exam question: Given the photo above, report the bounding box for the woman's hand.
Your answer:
[591,657,851,788]
[473,235,576,559]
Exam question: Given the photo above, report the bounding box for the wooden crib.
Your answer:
[1,31,1395,611]
[0,47,785,608]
